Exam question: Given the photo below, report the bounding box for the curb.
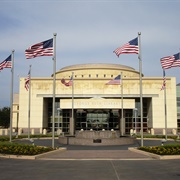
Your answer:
[0,148,66,160]
[128,147,180,160]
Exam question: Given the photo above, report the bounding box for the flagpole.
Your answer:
[138,32,143,146]
[28,65,32,139]
[164,70,167,141]
[72,72,74,135]
[52,33,57,148]
[121,72,124,136]
[10,50,14,142]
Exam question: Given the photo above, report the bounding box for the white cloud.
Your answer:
[0,0,180,106]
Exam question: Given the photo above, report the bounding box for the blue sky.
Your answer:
[0,0,180,107]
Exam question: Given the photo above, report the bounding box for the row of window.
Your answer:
[66,74,127,78]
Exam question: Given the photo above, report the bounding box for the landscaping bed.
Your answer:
[0,142,54,156]
[138,144,180,155]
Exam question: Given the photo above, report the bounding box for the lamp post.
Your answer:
[133,108,138,134]
[57,108,61,130]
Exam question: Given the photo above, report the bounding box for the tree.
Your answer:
[0,107,10,128]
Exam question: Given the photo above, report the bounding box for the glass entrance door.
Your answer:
[86,110,109,130]
[75,109,119,131]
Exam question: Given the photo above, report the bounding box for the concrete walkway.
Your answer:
[39,149,153,160]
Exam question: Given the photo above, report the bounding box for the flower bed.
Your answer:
[0,142,54,156]
[138,144,180,155]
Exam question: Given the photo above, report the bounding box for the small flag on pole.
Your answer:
[25,38,53,59]
[25,70,30,91]
[160,52,180,69]
[0,55,12,71]
[161,70,166,91]
[106,75,121,85]
[61,76,73,86]
[113,37,139,57]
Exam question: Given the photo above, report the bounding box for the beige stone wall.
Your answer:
[150,77,177,129]
[15,64,177,132]
[18,78,51,130]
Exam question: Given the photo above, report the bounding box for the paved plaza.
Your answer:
[0,138,180,179]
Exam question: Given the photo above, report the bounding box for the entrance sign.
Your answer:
[60,98,135,109]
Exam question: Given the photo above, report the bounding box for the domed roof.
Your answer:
[59,63,136,72]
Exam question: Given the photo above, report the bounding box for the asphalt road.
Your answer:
[0,158,180,180]
[0,138,179,180]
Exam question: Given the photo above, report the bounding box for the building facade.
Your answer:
[13,63,177,135]
[176,83,180,131]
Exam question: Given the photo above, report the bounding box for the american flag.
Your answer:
[106,75,121,85]
[0,55,12,71]
[25,38,53,59]
[113,37,139,57]
[61,76,73,86]
[25,70,30,91]
[161,70,166,91]
[160,52,180,69]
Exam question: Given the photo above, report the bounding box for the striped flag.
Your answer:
[113,37,139,57]
[61,76,73,86]
[25,70,30,91]
[0,55,12,71]
[25,38,53,59]
[160,52,180,69]
[106,75,121,85]
[161,70,166,91]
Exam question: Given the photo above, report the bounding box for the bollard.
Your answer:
[151,128,154,135]
[29,139,34,146]
[172,129,176,135]
[161,139,166,146]
[31,129,35,135]
[43,129,47,135]
[162,129,165,135]
[18,128,22,135]
[130,129,133,136]
[39,128,43,134]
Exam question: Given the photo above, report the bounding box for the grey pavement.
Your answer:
[1,138,180,180]
[12,138,179,160]
[0,158,180,180]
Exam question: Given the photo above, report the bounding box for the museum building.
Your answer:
[12,63,177,135]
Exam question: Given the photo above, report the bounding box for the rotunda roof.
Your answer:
[59,63,136,72]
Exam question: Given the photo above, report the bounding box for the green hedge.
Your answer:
[0,142,54,155]
[138,144,180,155]
[0,134,59,142]
[135,135,179,140]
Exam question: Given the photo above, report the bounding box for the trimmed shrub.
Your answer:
[0,142,54,155]
[138,144,180,155]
